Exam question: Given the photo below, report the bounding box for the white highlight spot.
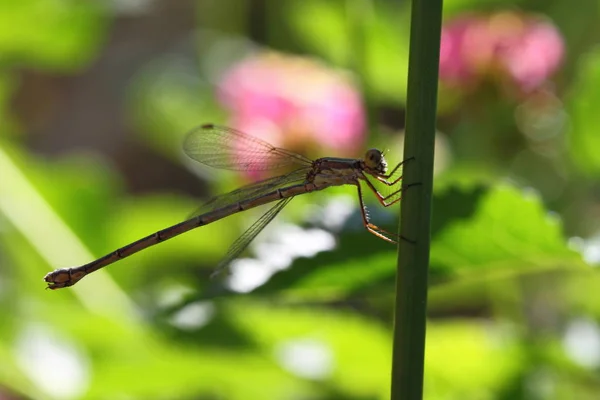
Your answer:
[16,324,89,399]
[563,318,600,368]
[275,338,334,380]
[157,284,196,309]
[307,195,356,231]
[227,224,336,293]
[569,234,600,266]
[227,258,273,293]
[169,301,215,331]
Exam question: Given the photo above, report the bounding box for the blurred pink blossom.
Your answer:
[440,12,564,92]
[218,53,365,174]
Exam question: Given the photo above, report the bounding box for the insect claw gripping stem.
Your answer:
[399,163,421,244]
[399,180,422,244]
[402,181,422,191]
[400,234,417,244]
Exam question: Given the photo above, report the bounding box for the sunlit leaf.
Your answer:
[253,228,394,300]
[35,305,313,400]
[0,0,107,70]
[567,48,600,175]
[0,141,138,315]
[254,183,583,303]
[430,184,580,273]
[23,154,122,254]
[424,320,523,399]
[228,301,392,398]
[230,303,523,399]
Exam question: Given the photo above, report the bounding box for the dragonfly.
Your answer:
[44,124,408,289]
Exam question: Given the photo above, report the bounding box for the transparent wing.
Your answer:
[210,197,293,278]
[189,168,309,218]
[184,124,313,170]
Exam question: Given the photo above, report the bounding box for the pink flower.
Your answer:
[439,12,564,92]
[440,17,481,86]
[498,19,565,91]
[217,53,365,175]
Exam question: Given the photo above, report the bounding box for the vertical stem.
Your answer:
[391,0,443,398]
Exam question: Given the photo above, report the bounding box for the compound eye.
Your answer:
[364,149,382,169]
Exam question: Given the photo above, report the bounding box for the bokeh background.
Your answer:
[1,0,600,399]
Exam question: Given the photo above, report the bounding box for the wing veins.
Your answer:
[210,197,293,278]
[184,124,313,171]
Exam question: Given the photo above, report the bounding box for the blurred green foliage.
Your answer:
[0,0,107,69]
[1,0,600,399]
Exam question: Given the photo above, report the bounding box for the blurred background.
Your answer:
[1,0,600,399]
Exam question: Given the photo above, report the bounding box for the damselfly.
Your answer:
[44,124,407,289]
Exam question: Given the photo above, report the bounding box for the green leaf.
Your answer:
[430,184,580,274]
[38,306,312,400]
[254,183,583,303]
[0,141,137,315]
[252,226,395,301]
[567,48,600,175]
[0,0,108,70]
[23,153,123,254]
[424,320,523,399]
[229,303,523,399]
[228,301,392,398]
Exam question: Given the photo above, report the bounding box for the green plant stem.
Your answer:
[391,0,443,398]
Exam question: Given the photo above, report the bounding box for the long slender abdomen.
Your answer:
[44,182,313,289]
